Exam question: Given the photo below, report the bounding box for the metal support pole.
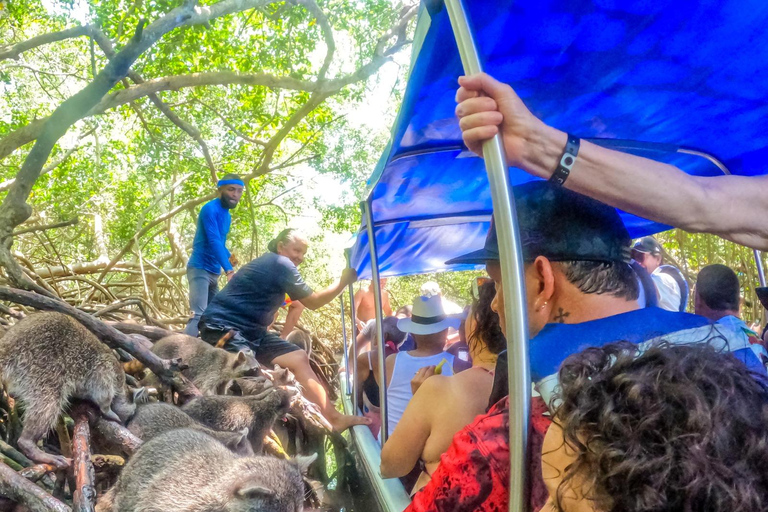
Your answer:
[340,295,352,394]
[363,201,389,444]
[444,1,531,510]
[346,250,360,413]
[755,250,766,287]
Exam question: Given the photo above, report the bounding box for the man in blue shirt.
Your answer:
[695,264,768,366]
[184,174,244,336]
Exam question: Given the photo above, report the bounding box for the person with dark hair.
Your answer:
[381,280,505,493]
[198,228,368,432]
[355,316,407,439]
[406,181,765,512]
[543,341,768,512]
[184,174,244,336]
[695,264,768,365]
[695,264,741,320]
[631,236,689,312]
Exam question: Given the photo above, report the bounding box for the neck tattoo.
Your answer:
[554,308,571,323]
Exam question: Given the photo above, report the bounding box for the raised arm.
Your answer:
[299,268,357,310]
[455,73,768,250]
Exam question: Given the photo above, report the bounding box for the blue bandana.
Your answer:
[217,178,244,188]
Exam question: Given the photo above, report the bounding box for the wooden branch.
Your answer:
[0,60,396,161]
[0,303,24,320]
[0,139,86,193]
[19,464,57,483]
[0,454,23,471]
[72,405,96,512]
[3,63,89,81]
[0,460,71,512]
[291,0,335,79]
[33,259,186,279]
[0,439,32,468]
[145,93,218,184]
[13,218,78,236]
[0,287,202,401]
[97,26,217,183]
[92,299,142,318]
[84,407,142,457]
[108,321,174,341]
[0,25,96,62]
[92,193,215,284]
[193,97,267,145]
[55,417,73,459]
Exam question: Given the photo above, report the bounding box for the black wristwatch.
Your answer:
[549,134,580,186]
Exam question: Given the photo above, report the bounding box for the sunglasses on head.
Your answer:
[471,276,493,299]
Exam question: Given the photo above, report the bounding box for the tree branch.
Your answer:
[92,27,218,184]
[13,217,78,236]
[0,0,276,290]
[0,62,398,161]
[0,24,96,62]
[0,460,71,512]
[193,97,268,145]
[290,0,335,79]
[0,129,93,192]
[146,93,218,184]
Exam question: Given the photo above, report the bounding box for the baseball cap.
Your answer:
[632,236,662,256]
[446,181,632,265]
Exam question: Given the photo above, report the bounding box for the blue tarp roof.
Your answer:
[351,0,768,279]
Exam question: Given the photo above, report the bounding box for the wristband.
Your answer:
[549,134,580,186]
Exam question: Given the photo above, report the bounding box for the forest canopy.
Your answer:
[0,0,420,340]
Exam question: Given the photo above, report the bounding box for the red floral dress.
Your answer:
[406,396,551,512]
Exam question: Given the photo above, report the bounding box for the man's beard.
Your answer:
[221,195,238,209]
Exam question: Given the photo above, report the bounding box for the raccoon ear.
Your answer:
[292,453,318,474]
[234,351,248,366]
[236,483,275,499]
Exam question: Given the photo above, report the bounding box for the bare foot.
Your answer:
[329,413,371,432]
[17,438,70,469]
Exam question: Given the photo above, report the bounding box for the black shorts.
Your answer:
[199,323,301,366]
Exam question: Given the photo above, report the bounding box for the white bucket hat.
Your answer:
[397,295,461,335]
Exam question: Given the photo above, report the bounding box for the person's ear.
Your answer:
[530,256,556,316]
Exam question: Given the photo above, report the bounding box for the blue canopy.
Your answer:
[351,0,768,278]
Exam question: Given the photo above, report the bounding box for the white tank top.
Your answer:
[386,351,454,437]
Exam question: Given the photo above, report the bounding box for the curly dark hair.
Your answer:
[467,280,506,356]
[552,341,768,512]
